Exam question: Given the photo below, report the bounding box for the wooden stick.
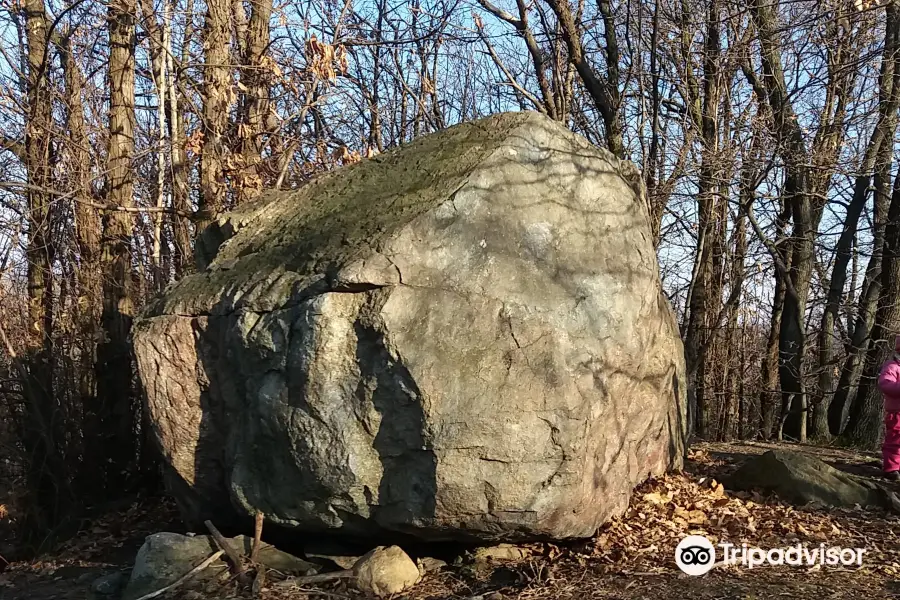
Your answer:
[251,566,267,597]
[283,588,352,599]
[250,512,264,564]
[132,550,225,600]
[204,520,245,576]
[273,570,353,588]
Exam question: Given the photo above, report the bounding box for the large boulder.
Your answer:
[133,111,687,542]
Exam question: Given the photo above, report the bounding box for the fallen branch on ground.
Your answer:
[204,520,245,577]
[273,570,353,588]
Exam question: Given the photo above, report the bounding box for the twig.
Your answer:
[281,588,352,599]
[204,520,245,576]
[132,549,225,600]
[273,570,353,588]
[252,566,267,597]
[0,181,198,219]
[250,512,264,564]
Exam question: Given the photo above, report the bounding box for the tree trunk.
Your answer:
[144,0,172,290]
[682,0,723,438]
[759,202,790,440]
[96,0,138,492]
[724,198,748,441]
[235,0,273,203]
[21,0,71,531]
[817,3,900,438]
[62,33,103,496]
[842,170,900,447]
[749,0,847,442]
[169,0,193,274]
[198,0,231,231]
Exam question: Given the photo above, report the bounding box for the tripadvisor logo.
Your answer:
[675,535,867,575]
[675,535,716,575]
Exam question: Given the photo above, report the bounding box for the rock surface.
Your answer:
[473,544,532,562]
[123,533,222,600]
[122,532,316,600]
[351,545,420,597]
[728,450,888,508]
[91,571,129,596]
[133,111,688,542]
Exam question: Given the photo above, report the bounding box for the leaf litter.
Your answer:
[2,442,900,599]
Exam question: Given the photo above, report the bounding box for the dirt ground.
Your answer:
[2,440,899,600]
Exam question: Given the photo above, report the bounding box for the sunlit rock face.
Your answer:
[133,111,687,543]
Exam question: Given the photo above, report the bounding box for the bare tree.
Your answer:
[198,0,232,230]
[96,0,139,490]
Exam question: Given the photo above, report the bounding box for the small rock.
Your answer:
[351,546,420,597]
[417,556,447,574]
[473,544,531,562]
[92,571,128,595]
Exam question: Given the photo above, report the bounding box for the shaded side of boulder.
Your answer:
[728,450,885,508]
[134,111,688,542]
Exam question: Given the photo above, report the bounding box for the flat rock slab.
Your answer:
[728,450,894,509]
[134,111,688,542]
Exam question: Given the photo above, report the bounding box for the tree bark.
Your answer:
[198,0,232,231]
[759,200,790,440]
[842,170,900,447]
[170,0,193,275]
[235,0,273,203]
[96,0,138,492]
[817,3,899,438]
[682,0,725,438]
[21,0,71,530]
[61,32,104,495]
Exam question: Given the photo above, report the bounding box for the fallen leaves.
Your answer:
[4,443,900,600]
[582,466,897,583]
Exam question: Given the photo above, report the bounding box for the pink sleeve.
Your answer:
[879,361,900,396]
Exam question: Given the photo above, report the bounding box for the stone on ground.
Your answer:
[91,571,129,596]
[728,450,887,508]
[351,546,420,597]
[133,111,687,542]
[473,544,531,562]
[122,532,316,600]
[123,533,223,600]
[416,556,448,574]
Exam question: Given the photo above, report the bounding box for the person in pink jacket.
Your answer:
[880,335,900,480]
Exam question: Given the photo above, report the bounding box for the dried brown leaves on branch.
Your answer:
[305,35,348,81]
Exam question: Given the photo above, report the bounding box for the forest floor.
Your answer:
[2,440,900,600]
